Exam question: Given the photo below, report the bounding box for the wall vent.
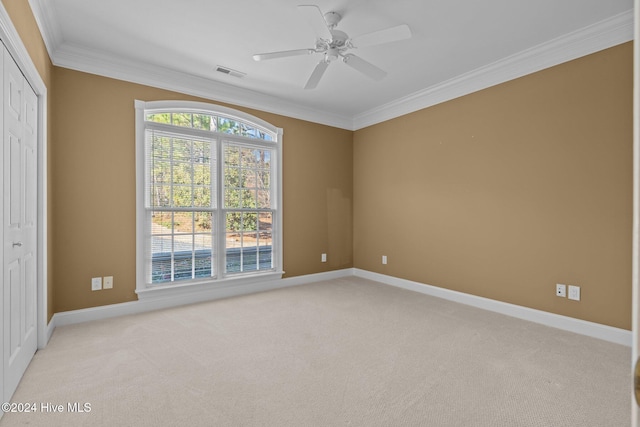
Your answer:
[215,66,246,78]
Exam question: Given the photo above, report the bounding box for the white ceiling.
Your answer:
[28,0,633,130]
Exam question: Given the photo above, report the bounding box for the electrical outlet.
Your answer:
[556,284,566,297]
[321,253,327,263]
[91,277,102,291]
[568,285,580,301]
[103,276,113,289]
[382,255,387,265]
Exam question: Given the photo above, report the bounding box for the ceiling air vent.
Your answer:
[215,66,246,79]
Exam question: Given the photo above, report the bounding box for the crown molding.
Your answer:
[28,2,633,131]
[28,0,63,58]
[353,9,634,130]
[52,42,354,130]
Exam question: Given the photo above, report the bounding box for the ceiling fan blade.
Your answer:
[253,48,314,61]
[304,60,330,89]
[297,5,332,40]
[342,54,386,81]
[350,24,412,48]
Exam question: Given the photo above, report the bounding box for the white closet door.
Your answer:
[2,43,37,403]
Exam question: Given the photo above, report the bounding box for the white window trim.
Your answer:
[134,100,284,301]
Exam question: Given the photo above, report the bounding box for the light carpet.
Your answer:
[0,277,631,426]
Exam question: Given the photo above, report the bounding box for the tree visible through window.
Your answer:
[135,101,282,290]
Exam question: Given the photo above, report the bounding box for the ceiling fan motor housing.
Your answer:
[317,28,348,61]
[328,30,348,47]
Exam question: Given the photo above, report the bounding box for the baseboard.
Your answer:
[280,268,354,286]
[45,318,55,345]
[51,269,354,328]
[353,268,631,347]
[47,267,631,348]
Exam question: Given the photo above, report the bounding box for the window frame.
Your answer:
[135,100,283,299]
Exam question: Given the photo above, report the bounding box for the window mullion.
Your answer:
[217,138,226,278]
[190,139,195,280]
[170,211,175,282]
[190,139,195,208]
[191,212,195,280]
[169,138,175,282]
[169,136,174,212]
[211,138,217,278]
[240,212,244,273]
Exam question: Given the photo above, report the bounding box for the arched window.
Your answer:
[135,100,283,297]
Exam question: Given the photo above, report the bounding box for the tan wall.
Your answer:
[354,42,633,330]
[2,0,55,321]
[52,68,353,312]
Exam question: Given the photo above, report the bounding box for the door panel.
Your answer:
[8,134,19,226]
[6,66,19,118]
[2,46,37,402]
[24,135,35,226]
[7,259,19,363]
[24,253,35,336]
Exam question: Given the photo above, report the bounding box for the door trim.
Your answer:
[632,0,639,424]
[0,3,49,353]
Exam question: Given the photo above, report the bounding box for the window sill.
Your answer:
[135,270,284,302]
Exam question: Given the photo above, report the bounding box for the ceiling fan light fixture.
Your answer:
[326,48,340,62]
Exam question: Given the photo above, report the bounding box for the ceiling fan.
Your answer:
[252,5,412,89]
